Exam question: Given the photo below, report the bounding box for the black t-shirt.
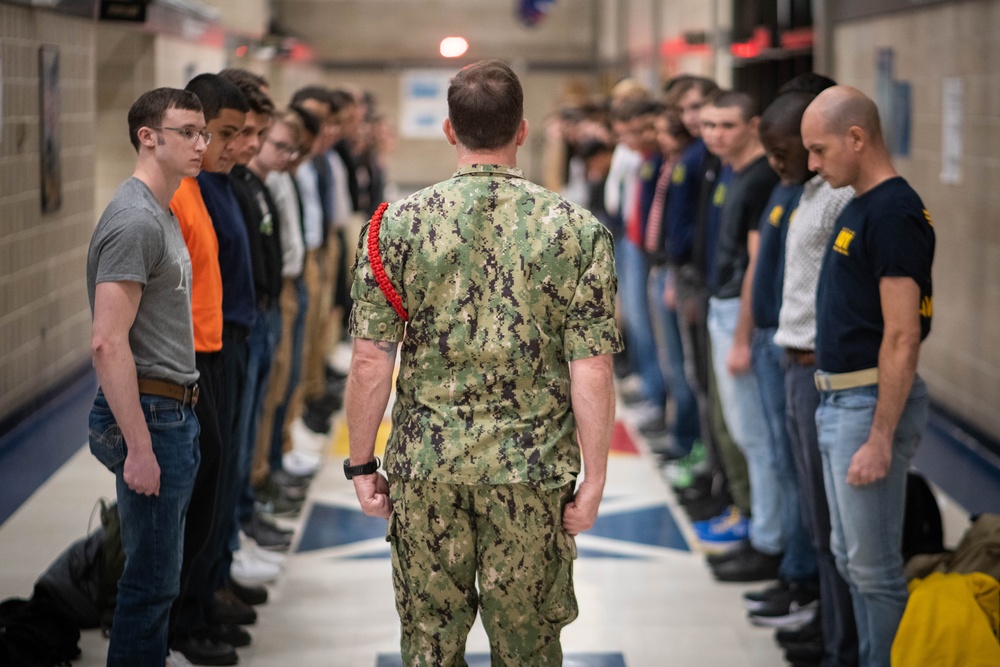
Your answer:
[231,165,283,308]
[711,155,780,299]
[816,177,935,373]
[752,182,802,329]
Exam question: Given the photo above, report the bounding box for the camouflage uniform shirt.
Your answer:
[349,164,622,487]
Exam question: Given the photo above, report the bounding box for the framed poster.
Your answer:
[39,45,61,213]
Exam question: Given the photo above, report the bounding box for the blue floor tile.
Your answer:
[0,370,96,524]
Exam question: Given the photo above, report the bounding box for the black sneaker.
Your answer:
[711,546,782,582]
[301,405,331,435]
[271,468,311,489]
[683,493,733,522]
[776,616,822,647]
[638,414,669,438]
[263,471,306,502]
[243,512,292,551]
[748,582,819,627]
[706,540,751,566]
[228,578,268,606]
[211,587,257,626]
[254,479,304,519]
[170,636,237,666]
[203,622,252,649]
[743,579,790,612]
[784,638,824,665]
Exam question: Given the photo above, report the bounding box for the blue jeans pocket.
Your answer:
[144,399,185,425]
[829,387,878,411]
[89,400,125,471]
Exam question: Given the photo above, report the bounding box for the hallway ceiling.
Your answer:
[271,0,600,67]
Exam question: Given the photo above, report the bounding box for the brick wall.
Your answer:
[833,0,1000,440]
[0,6,95,421]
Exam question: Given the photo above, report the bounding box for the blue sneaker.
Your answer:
[695,506,750,544]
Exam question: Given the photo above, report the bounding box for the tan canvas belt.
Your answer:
[137,378,199,407]
[814,368,879,392]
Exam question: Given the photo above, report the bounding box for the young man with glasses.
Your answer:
[249,110,313,509]
[87,87,206,666]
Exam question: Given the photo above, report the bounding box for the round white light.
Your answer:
[440,37,469,58]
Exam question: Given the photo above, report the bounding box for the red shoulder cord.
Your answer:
[367,201,409,321]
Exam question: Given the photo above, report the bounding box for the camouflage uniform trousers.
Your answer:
[386,477,579,666]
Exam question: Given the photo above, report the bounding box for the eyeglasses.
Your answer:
[151,126,213,145]
[266,138,301,159]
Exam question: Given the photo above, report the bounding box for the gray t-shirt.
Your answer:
[87,177,198,386]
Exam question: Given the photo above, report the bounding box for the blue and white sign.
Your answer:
[400,70,452,140]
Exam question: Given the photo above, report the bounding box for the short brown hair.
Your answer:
[706,89,759,122]
[447,60,523,150]
[127,87,203,151]
[218,67,274,116]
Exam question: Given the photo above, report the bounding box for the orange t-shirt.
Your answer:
[171,177,223,353]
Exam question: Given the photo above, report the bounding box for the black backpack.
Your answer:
[902,471,945,561]
[0,595,80,667]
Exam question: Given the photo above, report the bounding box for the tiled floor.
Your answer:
[0,391,796,667]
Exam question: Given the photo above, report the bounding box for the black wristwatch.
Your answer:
[344,457,381,480]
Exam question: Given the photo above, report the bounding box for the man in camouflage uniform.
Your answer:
[344,60,622,666]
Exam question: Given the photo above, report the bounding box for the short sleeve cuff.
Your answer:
[563,317,623,361]
[348,300,405,342]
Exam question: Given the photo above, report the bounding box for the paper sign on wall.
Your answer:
[400,70,452,140]
[941,77,962,185]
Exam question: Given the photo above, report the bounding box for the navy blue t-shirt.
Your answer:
[816,177,935,373]
[752,183,802,329]
[711,155,780,299]
[704,164,734,293]
[197,171,256,329]
[663,139,708,265]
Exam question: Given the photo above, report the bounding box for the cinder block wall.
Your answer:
[833,1,1000,441]
[0,6,95,420]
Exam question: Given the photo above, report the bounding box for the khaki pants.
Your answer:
[303,242,339,401]
[284,251,321,451]
[387,478,578,667]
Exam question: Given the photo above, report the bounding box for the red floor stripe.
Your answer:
[609,421,638,455]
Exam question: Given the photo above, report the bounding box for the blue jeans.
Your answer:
[816,376,928,667]
[618,238,665,406]
[269,276,309,472]
[235,304,282,530]
[707,297,783,554]
[752,329,817,583]
[648,266,700,452]
[89,391,200,667]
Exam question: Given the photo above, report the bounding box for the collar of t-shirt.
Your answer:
[453,164,525,180]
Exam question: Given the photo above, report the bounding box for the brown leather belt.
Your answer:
[137,378,199,407]
[786,348,816,367]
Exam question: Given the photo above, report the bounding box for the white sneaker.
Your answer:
[290,418,327,456]
[166,649,194,667]
[627,400,665,424]
[239,532,288,567]
[619,373,644,396]
[231,547,282,586]
[283,448,321,477]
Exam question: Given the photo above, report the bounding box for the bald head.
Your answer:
[808,85,883,140]
[801,85,898,192]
